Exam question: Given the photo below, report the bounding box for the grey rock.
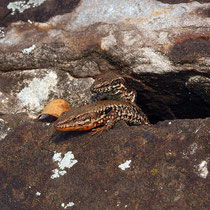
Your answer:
[0,1,210,208]
[0,69,94,115]
[0,0,209,121]
[186,75,210,105]
[0,118,11,141]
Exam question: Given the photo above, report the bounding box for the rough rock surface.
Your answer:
[0,0,209,124]
[0,118,209,209]
[0,69,93,115]
[0,0,210,209]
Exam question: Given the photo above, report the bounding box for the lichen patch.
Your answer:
[51,151,78,179]
[35,191,41,196]
[0,118,11,141]
[61,202,75,209]
[7,0,46,15]
[142,48,173,73]
[17,71,58,113]
[22,44,36,54]
[194,160,209,179]
[118,160,132,170]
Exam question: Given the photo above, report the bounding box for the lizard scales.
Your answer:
[90,71,137,103]
[54,100,149,135]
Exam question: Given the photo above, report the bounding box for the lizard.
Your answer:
[90,71,177,121]
[54,100,149,135]
[90,71,137,103]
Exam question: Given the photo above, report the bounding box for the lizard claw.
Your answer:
[91,127,105,136]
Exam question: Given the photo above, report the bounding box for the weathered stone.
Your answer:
[0,0,209,121]
[0,69,94,115]
[0,0,80,27]
[0,113,32,141]
[186,75,210,105]
[0,118,209,209]
[0,118,11,141]
[0,1,210,208]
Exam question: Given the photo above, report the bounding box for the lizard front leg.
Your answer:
[91,114,118,135]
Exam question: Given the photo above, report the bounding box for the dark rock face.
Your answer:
[0,0,210,208]
[0,118,209,209]
[168,35,210,64]
[0,0,80,27]
[1,1,210,123]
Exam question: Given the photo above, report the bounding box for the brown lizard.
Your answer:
[90,71,137,103]
[54,100,149,135]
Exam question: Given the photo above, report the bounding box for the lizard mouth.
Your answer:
[54,123,96,132]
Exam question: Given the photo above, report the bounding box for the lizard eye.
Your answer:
[111,79,121,86]
[77,121,85,125]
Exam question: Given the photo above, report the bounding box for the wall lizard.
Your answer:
[54,100,149,135]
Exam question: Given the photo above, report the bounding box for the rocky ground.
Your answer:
[0,118,209,209]
[0,0,209,209]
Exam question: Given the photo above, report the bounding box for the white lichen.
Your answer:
[7,0,46,15]
[122,31,137,46]
[194,125,202,134]
[22,44,36,54]
[0,27,5,38]
[118,160,132,170]
[0,119,11,141]
[35,192,41,196]
[27,19,33,24]
[51,169,60,179]
[61,202,75,209]
[195,160,209,179]
[189,143,198,155]
[142,48,173,74]
[17,71,58,112]
[116,201,121,207]
[182,143,200,159]
[51,151,78,179]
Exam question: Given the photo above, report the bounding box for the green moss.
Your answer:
[151,168,159,176]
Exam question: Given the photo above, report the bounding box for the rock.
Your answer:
[186,75,210,105]
[0,113,32,141]
[0,69,93,115]
[0,1,210,208]
[0,118,209,209]
[0,0,209,122]
[0,118,11,141]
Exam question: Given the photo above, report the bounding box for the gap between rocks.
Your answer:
[122,70,210,124]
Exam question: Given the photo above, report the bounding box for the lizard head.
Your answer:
[90,71,125,93]
[54,109,98,132]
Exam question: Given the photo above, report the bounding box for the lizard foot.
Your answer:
[91,126,106,136]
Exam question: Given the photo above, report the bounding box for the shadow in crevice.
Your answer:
[124,70,210,124]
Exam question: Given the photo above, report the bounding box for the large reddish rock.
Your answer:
[0,0,209,122]
[0,117,209,209]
